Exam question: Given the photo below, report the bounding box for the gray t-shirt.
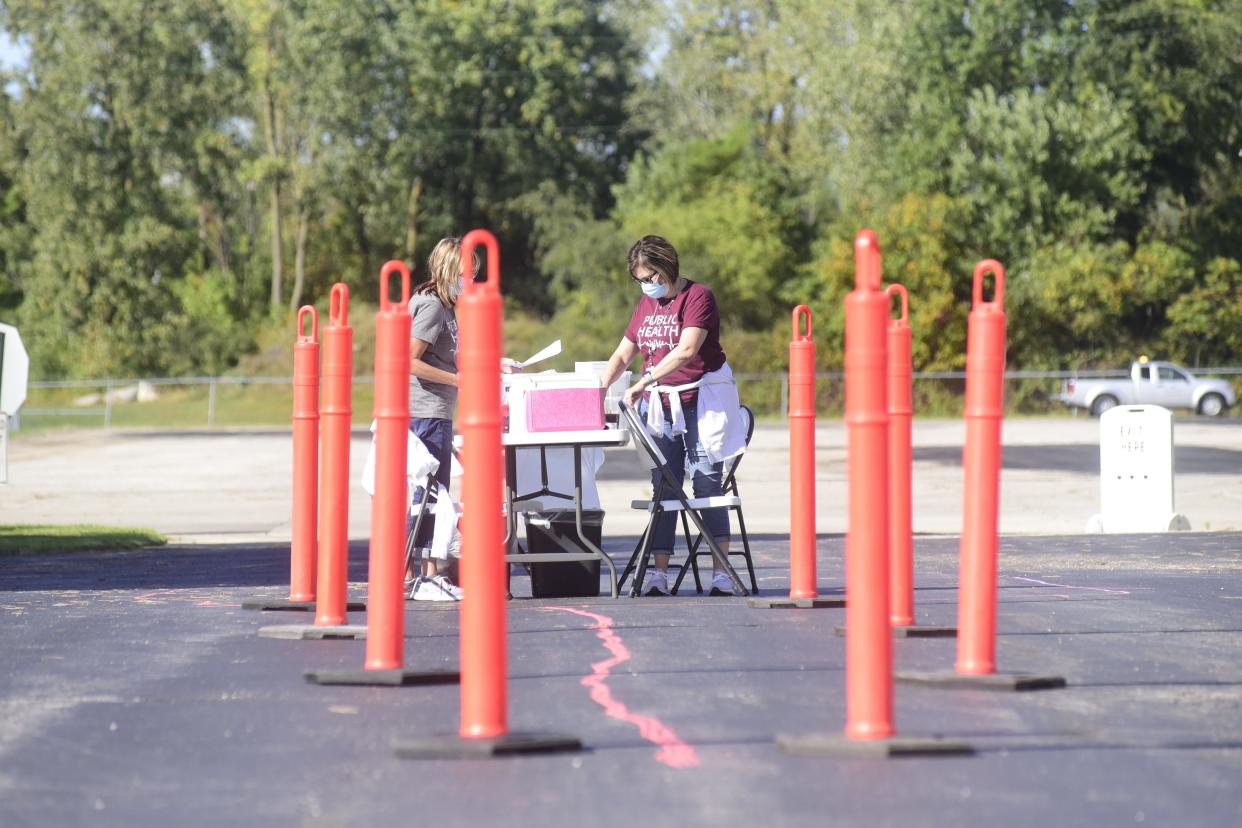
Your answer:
[408,291,458,419]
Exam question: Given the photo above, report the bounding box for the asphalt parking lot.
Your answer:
[1,532,1240,827]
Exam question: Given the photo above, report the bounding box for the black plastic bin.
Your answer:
[522,509,603,598]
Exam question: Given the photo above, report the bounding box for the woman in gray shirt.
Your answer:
[405,237,476,601]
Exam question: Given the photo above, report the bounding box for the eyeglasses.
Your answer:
[631,270,660,285]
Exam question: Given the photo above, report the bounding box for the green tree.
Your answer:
[3,0,250,376]
[384,0,644,308]
[613,127,798,329]
[230,0,402,310]
[802,194,973,371]
[1162,257,1242,367]
[948,86,1150,266]
[0,86,31,314]
[3,0,1241,383]
[1009,240,1200,367]
[232,0,291,308]
[821,0,1242,368]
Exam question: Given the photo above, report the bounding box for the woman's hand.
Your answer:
[500,357,522,375]
[601,337,639,389]
[623,379,647,408]
[410,337,458,387]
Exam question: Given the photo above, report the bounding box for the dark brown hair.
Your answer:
[627,235,679,285]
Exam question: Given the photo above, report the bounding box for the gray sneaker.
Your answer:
[410,574,463,602]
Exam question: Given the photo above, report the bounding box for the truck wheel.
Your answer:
[1198,393,1226,417]
[1090,394,1119,417]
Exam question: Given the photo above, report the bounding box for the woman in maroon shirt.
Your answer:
[600,235,734,596]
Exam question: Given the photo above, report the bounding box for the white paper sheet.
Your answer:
[515,339,561,369]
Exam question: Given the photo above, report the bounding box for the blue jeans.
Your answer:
[641,398,730,557]
[408,417,453,552]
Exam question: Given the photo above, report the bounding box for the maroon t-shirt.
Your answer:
[623,280,726,405]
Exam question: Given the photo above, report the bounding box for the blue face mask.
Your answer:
[641,280,669,299]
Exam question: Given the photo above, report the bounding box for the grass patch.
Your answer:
[0,525,167,556]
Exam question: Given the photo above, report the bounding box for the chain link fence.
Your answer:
[13,368,1242,432]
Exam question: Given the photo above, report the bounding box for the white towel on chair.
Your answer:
[644,363,747,465]
[360,421,461,560]
[429,482,461,560]
[360,420,441,496]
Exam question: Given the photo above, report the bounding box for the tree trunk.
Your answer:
[269,180,283,307]
[197,202,231,273]
[404,176,422,263]
[290,206,309,311]
[354,203,371,283]
[262,42,283,308]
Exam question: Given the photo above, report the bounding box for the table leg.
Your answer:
[504,446,518,599]
[573,445,618,598]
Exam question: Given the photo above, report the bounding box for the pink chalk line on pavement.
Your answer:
[543,606,700,769]
[1012,576,1131,595]
[132,589,234,608]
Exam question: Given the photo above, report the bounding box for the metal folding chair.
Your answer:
[616,401,748,597]
[669,404,758,595]
[403,471,439,581]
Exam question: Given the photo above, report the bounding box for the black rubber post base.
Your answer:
[241,598,314,611]
[747,595,846,609]
[777,733,974,758]
[304,667,460,687]
[892,625,958,638]
[896,670,1067,692]
[241,598,366,612]
[257,624,368,640]
[393,731,582,759]
[833,625,958,638]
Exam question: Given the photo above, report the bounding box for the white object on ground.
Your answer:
[0,323,27,417]
[1086,404,1190,533]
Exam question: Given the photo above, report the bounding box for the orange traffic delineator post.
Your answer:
[779,231,971,759]
[749,305,844,610]
[957,261,1007,674]
[831,284,954,640]
[394,230,578,758]
[788,306,819,599]
[456,231,509,738]
[289,306,320,604]
[887,286,913,626]
[842,229,895,742]
[306,263,459,685]
[364,260,414,671]
[895,260,1063,693]
[884,284,954,639]
[244,307,322,611]
[256,285,365,636]
[315,284,359,627]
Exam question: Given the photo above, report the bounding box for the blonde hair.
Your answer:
[417,237,481,308]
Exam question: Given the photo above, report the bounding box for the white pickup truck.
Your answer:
[1057,360,1236,417]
